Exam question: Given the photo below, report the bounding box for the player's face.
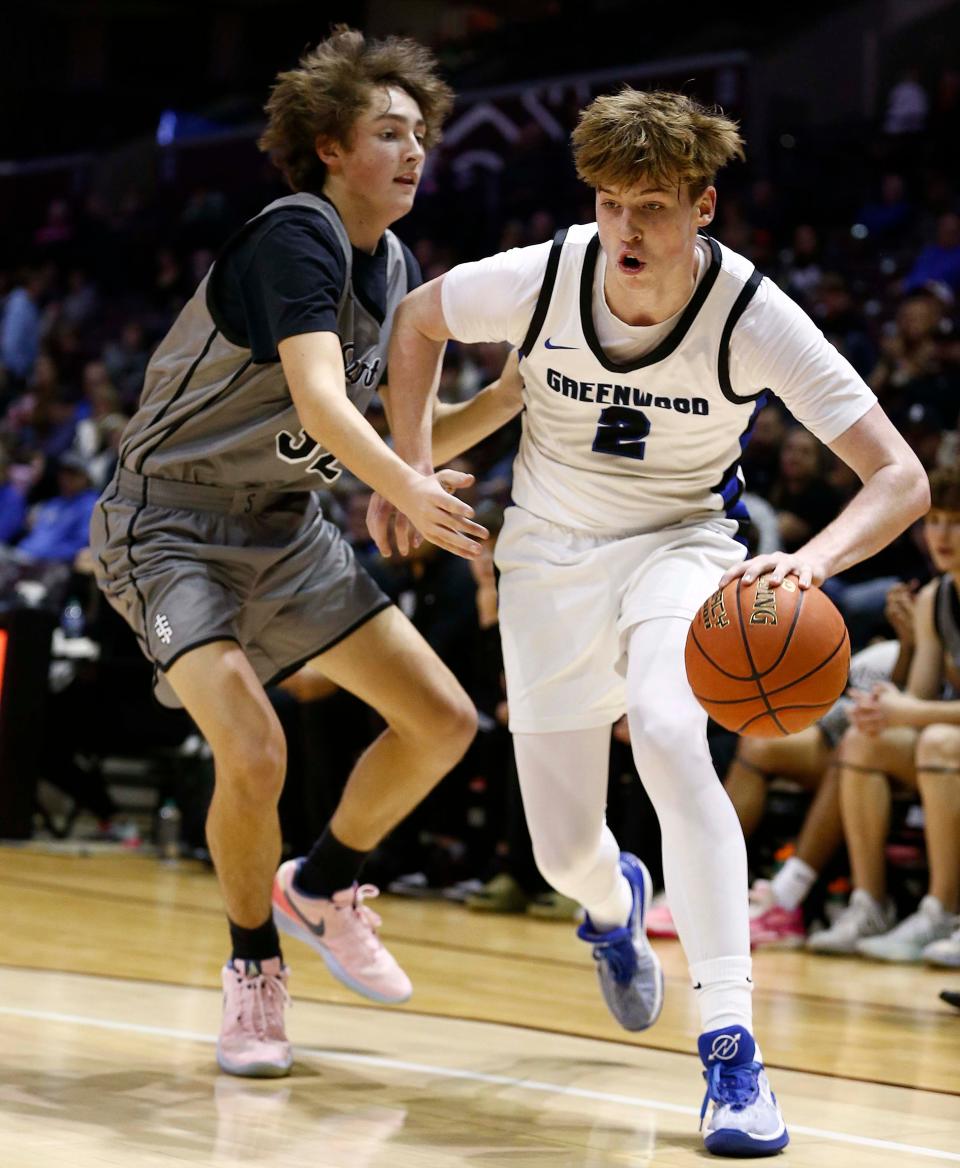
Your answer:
[595,178,715,303]
[322,86,426,222]
[924,508,960,573]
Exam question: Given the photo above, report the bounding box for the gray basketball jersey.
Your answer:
[115,193,409,490]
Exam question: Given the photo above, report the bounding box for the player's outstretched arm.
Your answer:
[279,330,486,559]
[720,404,928,590]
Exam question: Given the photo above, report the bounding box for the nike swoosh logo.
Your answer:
[544,337,578,350]
[692,982,703,990]
[286,887,325,936]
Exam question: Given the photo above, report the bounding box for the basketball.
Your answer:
[685,575,850,737]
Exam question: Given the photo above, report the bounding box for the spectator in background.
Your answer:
[883,68,929,136]
[903,210,960,295]
[102,321,151,407]
[810,468,960,962]
[740,404,788,497]
[779,224,823,306]
[0,269,47,390]
[857,173,914,246]
[767,427,842,552]
[813,273,876,378]
[15,451,98,563]
[3,353,78,477]
[58,268,100,331]
[0,446,27,545]
[869,292,949,424]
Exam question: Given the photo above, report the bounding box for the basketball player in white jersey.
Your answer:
[90,29,519,1079]
[378,89,928,1156]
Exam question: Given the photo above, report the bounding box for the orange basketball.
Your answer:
[684,575,850,737]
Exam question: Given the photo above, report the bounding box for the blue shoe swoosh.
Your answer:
[544,337,578,350]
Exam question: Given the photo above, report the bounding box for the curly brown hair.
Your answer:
[258,26,454,193]
[571,88,744,197]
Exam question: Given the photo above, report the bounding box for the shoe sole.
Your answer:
[925,954,960,968]
[272,893,412,1006]
[857,948,924,963]
[805,940,862,955]
[705,1124,789,1157]
[216,1043,292,1079]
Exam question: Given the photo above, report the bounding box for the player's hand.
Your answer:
[366,491,422,558]
[884,580,918,646]
[394,468,488,560]
[718,550,828,590]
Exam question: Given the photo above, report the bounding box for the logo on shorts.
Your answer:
[709,1032,742,1062]
[154,612,173,645]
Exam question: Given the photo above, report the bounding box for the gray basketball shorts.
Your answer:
[89,473,390,708]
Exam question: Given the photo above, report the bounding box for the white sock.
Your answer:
[585,872,633,932]
[770,856,817,911]
[690,955,754,1033]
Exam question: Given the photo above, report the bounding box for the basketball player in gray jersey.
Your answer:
[90,28,521,1078]
[815,465,960,967]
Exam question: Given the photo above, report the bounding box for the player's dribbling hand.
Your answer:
[718,550,828,590]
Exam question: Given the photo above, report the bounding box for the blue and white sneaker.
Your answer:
[698,1027,789,1157]
[576,852,663,1031]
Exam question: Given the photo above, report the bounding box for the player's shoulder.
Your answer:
[561,222,599,249]
[249,201,343,252]
[713,236,757,285]
[714,240,816,347]
[390,234,422,290]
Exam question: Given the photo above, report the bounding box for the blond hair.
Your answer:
[571,88,745,196]
[258,26,454,193]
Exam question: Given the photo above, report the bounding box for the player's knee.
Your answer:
[405,684,477,760]
[916,724,960,773]
[215,726,286,805]
[443,690,479,753]
[628,704,701,773]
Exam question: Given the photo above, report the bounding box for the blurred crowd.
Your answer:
[2,62,960,968]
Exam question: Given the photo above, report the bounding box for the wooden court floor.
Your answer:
[2,846,958,1166]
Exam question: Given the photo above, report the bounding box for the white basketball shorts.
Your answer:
[493,505,746,733]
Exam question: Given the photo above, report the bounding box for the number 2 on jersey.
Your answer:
[592,406,651,460]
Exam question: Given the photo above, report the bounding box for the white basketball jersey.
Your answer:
[514,223,768,534]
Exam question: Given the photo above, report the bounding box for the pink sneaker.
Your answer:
[272,860,412,1004]
[749,882,806,950]
[216,958,292,1078]
[645,895,679,939]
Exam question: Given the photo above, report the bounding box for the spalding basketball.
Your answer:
[684,575,850,737]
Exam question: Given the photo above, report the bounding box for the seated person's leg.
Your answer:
[807,724,915,954]
[861,724,960,964]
